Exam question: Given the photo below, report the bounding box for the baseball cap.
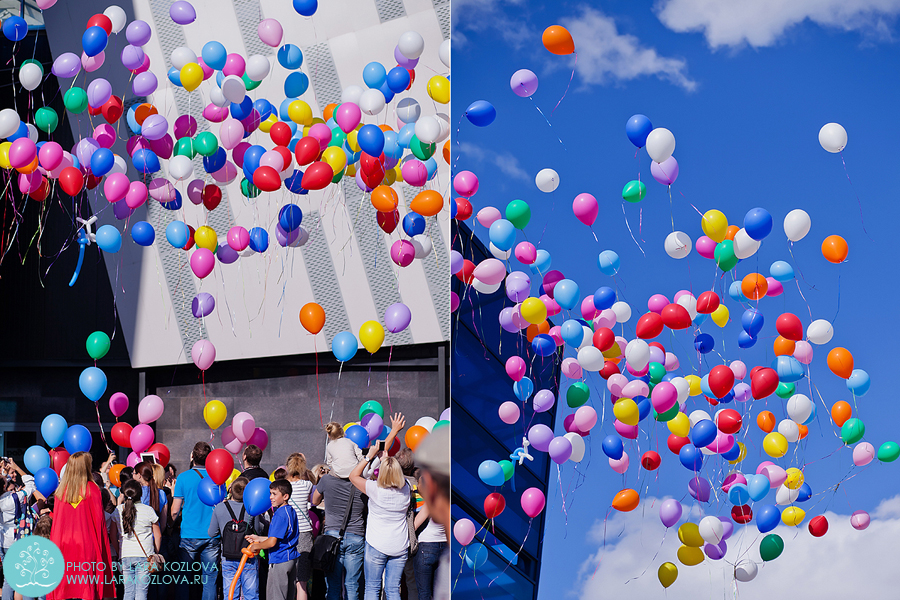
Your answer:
[415,425,449,477]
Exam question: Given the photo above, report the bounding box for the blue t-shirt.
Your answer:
[173,468,213,539]
[267,504,300,564]
[141,486,167,511]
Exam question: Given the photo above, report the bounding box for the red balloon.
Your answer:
[454,197,472,220]
[111,422,133,448]
[776,313,803,341]
[641,451,661,470]
[407,69,415,89]
[148,443,170,467]
[636,312,664,339]
[183,225,196,251]
[86,173,103,190]
[708,365,735,399]
[716,409,742,434]
[59,167,84,196]
[359,152,386,176]
[102,95,124,124]
[600,360,620,380]
[28,178,50,202]
[86,14,113,34]
[377,209,400,235]
[88,104,103,117]
[50,447,70,476]
[253,165,282,192]
[661,303,692,330]
[455,259,475,284]
[387,436,400,456]
[269,122,293,147]
[696,291,720,314]
[294,137,321,166]
[301,162,334,190]
[731,505,753,524]
[206,448,235,485]
[484,492,506,519]
[592,327,615,352]
[667,434,690,455]
[808,515,828,537]
[751,367,779,399]
[360,167,384,189]
[749,366,765,379]
[202,184,222,211]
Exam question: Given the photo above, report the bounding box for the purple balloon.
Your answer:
[440,408,450,421]
[274,223,300,247]
[384,303,411,333]
[174,115,198,139]
[52,52,81,78]
[75,138,101,167]
[133,71,158,96]
[548,436,572,464]
[527,424,553,452]
[121,45,145,70]
[113,199,135,220]
[499,307,519,333]
[659,498,682,528]
[688,476,712,503]
[140,114,169,141]
[126,20,152,46]
[510,69,538,98]
[650,156,679,186]
[450,250,463,274]
[393,46,419,69]
[170,1,197,24]
[148,178,175,202]
[533,389,555,413]
[147,134,174,160]
[192,292,215,318]
[87,78,112,109]
[217,243,239,264]
[355,168,374,193]
[733,382,751,402]
[719,517,734,541]
[505,276,530,303]
[361,413,383,441]
[704,540,727,560]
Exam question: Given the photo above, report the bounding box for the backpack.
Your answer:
[12,493,34,540]
[221,502,250,561]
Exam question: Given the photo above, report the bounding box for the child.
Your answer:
[117,479,162,600]
[246,480,300,600]
[208,477,262,600]
[286,453,315,600]
[272,467,287,481]
[324,422,364,478]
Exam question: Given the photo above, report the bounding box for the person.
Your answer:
[285,454,314,600]
[241,445,268,481]
[49,451,116,600]
[171,442,219,600]
[395,450,419,600]
[323,422,364,478]
[272,467,287,481]
[0,458,35,600]
[164,465,177,485]
[208,477,263,600]
[413,427,449,600]
[411,470,445,600]
[117,480,162,600]
[134,463,167,531]
[246,480,299,600]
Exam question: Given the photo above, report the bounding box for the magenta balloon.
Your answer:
[505,356,526,382]
[138,394,164,424]
[121,45,145,70]
[647,294,669,313]
[38,141,63,171]
[334,102,361,134]
[52,52,82,78]
[580,297,597,320]
[223,53,245,77]
[125,181,148,209]
[174,115,198,139]
[191,339,216,370]
[615,420,639,439]
[126,451,140,467]
[453,171,478,197]
[190,248,216,279]
[232,412,256,443]
[650,156,679,185]
[221,426,243,454]
[8,138,36,169]
[695,236,717,259]
[450,291,459,313]
[18,171,40,194]
[247,427,269,452]
[533,389,555,413]
[147,134,174,160]
[527,424,553,452]
[186,179,204,204]
[204,103,230,123]
[659,498,682,527]
[126,136,151,157]
[197,58,213,80]
[103,173,130,202]
[109,392,129,417]
[258,18,284,47]
[514,242,537,265]
[510,69,538,97]
[93,124,116,149]
[126,20,152,46]
[148,178,175,202]
[572,193,598,227]
[390,240,416,267]
[130,423,155,454]
[688,476,712,502]
[131,54,151,75]
[401,159,428,187]
[520,487,546,518]
[393,45,418,69]
[239,109,261,134]
[87,78,112,109]
[384,303,412,333]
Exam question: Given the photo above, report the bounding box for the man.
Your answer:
[0,458,35,600]
[171,442,220,600]
[414,427,450,600]
[241,444,268,481]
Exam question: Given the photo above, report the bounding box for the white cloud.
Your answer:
[561,8,697,92]
[451,0,536,50]
[574,495,900,599]
[458,142,530,183]
[656,0,900,49]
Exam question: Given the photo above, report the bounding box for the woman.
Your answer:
[49,451,116,600]
[133,463,167,531]
[117,480,161,600]
[286,453,314,600]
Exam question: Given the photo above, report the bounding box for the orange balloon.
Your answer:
[323,103,337,122]
[725,225,740,241]
[299,302,326,334]
[831,401,852,427]
[542,25,575,55]
[405,425,428,451]
[827,347,854,378]
[741,273,768,300]
[410,190,444,217]
[757,411,776,433]
[16,156,39,174]
[109,464,125,488]
[611,488,640,512]
[526,321,550,342]
[773,336,796,356]
[443,140,450,165]
[378,124,394,133]
[821,235,848,264]
[798,424,808,440]
[134,103,158,125]
[371,185,399,212]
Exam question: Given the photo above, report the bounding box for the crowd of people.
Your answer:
[0,412,449,600]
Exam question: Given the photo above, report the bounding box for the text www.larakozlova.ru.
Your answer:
[66,561,218,585]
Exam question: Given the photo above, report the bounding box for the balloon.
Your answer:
[510,69,539,97]
[34,468,59,498]
[784,209,811,241]
[658,562,677,589]
[41,415,67,448]
[520,488,545,518]
[542,25,574,55]
[759,534,784,561]
[664,231,692,259]
[206,448,235,485]
[79,367,107,402]
[191,339,216,370]
[454,519,477,546]
[827,347,854,379]
[384,303,412,333]
[24,445,50,474]
[744,207,773,240]
[818,122,847,153]
[611,489,639,512]
[622,180,646,203]
[572,193,599,227]
[646,128,675,163]
[535,168,560,193]
[478,460,504,487]
[359,321,385,354]
[198,477,226,506]
[465,101,495,127]
[821,234,848,263]
[137,394,164,424]
[626,115,653,148]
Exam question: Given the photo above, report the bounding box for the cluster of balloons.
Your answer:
[341,401,449,454]
[326,301,414,361]
[202,400,269,455]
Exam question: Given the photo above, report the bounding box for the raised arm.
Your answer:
[349,446,378,494]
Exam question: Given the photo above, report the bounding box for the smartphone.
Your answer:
[140,453,157,465]
[374,440,387,452]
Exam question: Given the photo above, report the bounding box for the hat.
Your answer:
[415,425,449,477]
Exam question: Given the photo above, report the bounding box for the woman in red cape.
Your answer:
[49,451,116,600]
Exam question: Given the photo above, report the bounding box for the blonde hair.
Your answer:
[55,452,92,504]
[310,464,328,484]
[377,456,405,489]
[286,453,309,480]
[151,464,166,488]
[325,422,344,440]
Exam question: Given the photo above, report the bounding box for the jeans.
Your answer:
[122,556,151,600]
[363,543,407,600]
[0,546,13,600]
[177,537,221,600]
[323,530,365,600]
[221,557,258,600]
[413,543,445,600]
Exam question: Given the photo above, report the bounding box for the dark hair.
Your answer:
[269,479,291,497]
[166,464,177,477]
[120,480,143,537]
[137,464,160,514]
[119,466,134,484]
[91,472,105,489]
[192,442,212,466]
[272,467,287,480]
[100,487,115,514]
[230,477,249,502]
[243,445,262,467]
[396,448,415,476]
[34,515,51,539]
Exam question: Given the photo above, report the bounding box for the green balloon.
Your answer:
[622,180,646,203]
[841,418,865,445]
[21,58,43,75]
[878,441,900,463]
[64,87,88,114]
[358,400,384,420]
[759,534,784,561]
[328,129,347,148]
[775,382,795,399]
[86,331,110,360]
[654,403,679,422]
[432,419,449,430]
[648,362,665,384]
[194,131,218,157]
[331,167,345,183]
[174,137,195,158]
[505,199,531,229]
[241,178,261,198]
[499,459,514,481]
[714,240,738,271]
[35,107,58,133]
[567,382,590,408]
[243,73,262,91]
[409,135,436,160]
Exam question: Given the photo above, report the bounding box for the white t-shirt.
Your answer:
[288,480,313,533]
[364,480,410,557]
[418,518,446,544]
[325,438,364,478]
[0,476,35,548]
[116,503,158,558]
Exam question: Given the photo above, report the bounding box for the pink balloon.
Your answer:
[592,309,616,329]
[450,291,459,312]
[258,18,284,47]
[707,432,734,454]
[334,102,361,134]
[572,193,598,227]
[400,160,428,187]
[607,373,628,397]
[793,340,813,365]
[580,296,598,321]
[390,240,416,267]
[851,510,870,530]
[219,119,245,150]
[730,360,747,380]
[650,156,679,185]
[138,394,164,423]
[498,401,520,425]
[232,412,256,443]
[574,405,597,431]
[696,236,717,259]
[651,382,677,412]
[520,488,546,518]
[548,326,563,346]
[665,352,680,371]
[615,420,639,439]
[8,138,36,169]
[148,178,175,202]
[476,206,501,228]
[203,103,229,123]
[622,379,649,399]
[109,392,128,417]
[228,226,250,251]
[38,142,63,171]
[853,442,875,466]
[82,50,105,72]
[505,356,526,382]
[721,472,747,492]
[453,518,476,546]
[561,357,582,379]
[609,451,629,474]
[765,277,783,297]
[223,53,246,77]
[453,171,478,197]
[191,339,216,370]
[221,426,243,454]
[190,248,216,278]
[126,451,140,467]
[515,242,536,265]
[103,173,130,202]
[540,294,560,317]
[198,58,214,80]
[130,423,154,454]
[761,464,787,488]
[647,294,669,314]
[93,124,116,149]
[308,123,332,149]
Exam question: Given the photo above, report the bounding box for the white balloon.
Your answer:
[565,432,585,462]
[699,516,724,544]
[488,242,511,260]
[415,416,436,432]
[611,301,631,323]
[415,116,441,144]
[689,410,711,427]
[170,47,197,70]
[734,560,758,582]
[576,325,593,350]
[341,85,364,105]
[471,278,501,295]
[397,98,421,124]
[439,39,450,69]
[676,294,697,320]
[624,339,650,370]
[26,123,37,143]
[732,228,761,259]
[104,6,127,33]
[777,419,800,443]
[245,55,270,81]
[577,346,605,372]
[664,230,692,259]
[411,235,433,259]
[168,155,194,181]
[807,319,834,345]
[775,483,800,505]
[19,63,43,91]
[435,113,450,143]
[0,108,21,138]
[535,168,559,193]
[209,86,228,108]
[783,209,811,242]
[646,128,675,163]
[108,154,128,176]
[819,122,847,153]
[398,31,425,59]
[359,89,386,116]
[786,394,813,424]
[221,75,247,104]
[671,377,690,405]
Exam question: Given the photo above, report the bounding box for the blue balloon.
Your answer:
[718,390,735,404]
[593,287,616,310]
[548,280,576,310]
[728,483,750,506]
[41,414,67,448]
[386,66,411,93]
[397,123,416,148]
[6,121,28,142]
[847,369,870,396]
[90,148,115,177]
[345,425,369,449]
[64,424,92,454]
[203,147,227,173]
[466,101,496,127]
[357,124,385,157]
[728,280,743,302]
[747,474,770,502]
[132,149,160,174]
[530,249,551,275]
[244,477,273,516]
[756,504,781,533]
[424,157,438,180]
[230,96,254,120]
[721,440,742,461]
[694,313,709,327]
[402,212,425,237]
[34,468,58,498]
[253,99,274,122]
[131,221,155,247]
[743,207,773,241]
[636,396,652,421]
[531,335,556,357]
[741,308,765,337]
[96,225,122,253]
[82,26,108,57]
[279,97,296,121]
[796,482,812,502]
[377,425,390,441]
[383,131,402,160]
[690,420,717,448]
[694,333,715,354]
[478,460,504,487]
[24,445,50,474]
[198,477,226,506]
[167,67,182,87]
[560,320,584,346]
[597,250,620,276]
[769,260,794,282]
[773,355,804,383]
[162,190,183,211]
[625,114,653,148]
[489,219,516,252]
[802,401,817,425]
[464,542,489,570]
[279,204,303,232]
[277,44,303,70]
[697,373,710,397]
[602,435,624,460]
[2,16,27,42]
[332,331,358,362]
[737,331,757,348]
[513,377,534,401]
[201,41,227,71]
[678,443,703,471]
[378,81,395,104]
[249,227,269,253]
[284,170,308,194]
[362,62,387,89]
[166,221,189,248]
[292,0,318,17]
[242,145,266,179]
[285,72,310,97]
[79,367,107,402]
[126,106,141,135]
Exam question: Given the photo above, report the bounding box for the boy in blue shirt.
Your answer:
[246,479,300,600]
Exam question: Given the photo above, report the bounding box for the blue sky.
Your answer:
[453,1,900,598]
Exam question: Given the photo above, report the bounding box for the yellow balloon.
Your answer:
[667,412,690,437]
[288,100,313,126]
[520,298,547,325]
[226,468,242,488]
[710,304,730,327]
[658,562,678,588]
[345,163,357,178]
[727,441,747,465]
[258,114,278,133]
[763,432,789,458]
[0,142,10,169]
[427,76,450,104]
[677,523,704,547]
[613,398,639,426]
[359,320,385,354]
[384,167,397,186]
[782,506,806,527]
[203,400,227,430]
[677,545,704,566]
[194,225,218,252]
[392,164,403,183]
[602,343,621,359]
[701,209,728,243]
[343,421,356,432]
[684,375,702,397]
[784,467,804,490]
[346,130,361,152]
[322,146,347,175]
[180,62,203,92]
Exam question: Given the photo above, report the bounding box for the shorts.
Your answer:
[296,530,314,582]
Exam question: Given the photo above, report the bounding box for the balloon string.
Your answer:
[386,345,393,415]
[621,203,645,256]
[832,265,842,325]
[590,506,612,580]
[315,337,323,427]
[451,112,465,173]
[527,96,565,150]
[839,152,873,241]
[550,52,577,118]
[487,518,532,588]
[794,279,813,323]
[94,401,112,455]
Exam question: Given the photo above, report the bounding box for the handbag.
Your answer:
[406,477,419,556]
[312,481,356,572]
[134,530,165,574]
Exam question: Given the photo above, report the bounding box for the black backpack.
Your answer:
[222,501,250,561]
